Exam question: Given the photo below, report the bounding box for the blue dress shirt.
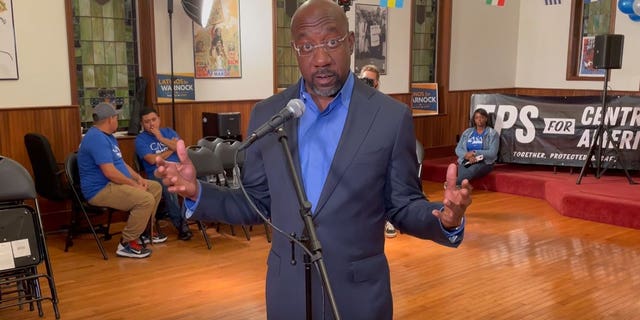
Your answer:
[297,73,354,213]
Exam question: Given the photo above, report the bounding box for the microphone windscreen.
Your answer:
[287,99,306,119]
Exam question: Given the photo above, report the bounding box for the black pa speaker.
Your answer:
[202,112,242,140]
[593,34,624,70]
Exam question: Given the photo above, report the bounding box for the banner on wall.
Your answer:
[156,74,195,103]
[411,83,438,115]
[470,94,640,169]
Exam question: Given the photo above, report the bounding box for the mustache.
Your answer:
[312,69,337,78]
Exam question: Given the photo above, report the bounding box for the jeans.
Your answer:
[457,162,494,186]
[150,176,187,231]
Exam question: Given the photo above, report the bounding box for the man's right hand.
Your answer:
[155,139,199,200]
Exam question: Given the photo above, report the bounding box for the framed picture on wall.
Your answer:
[193,0,242,78]
[354,4,388,75]
[578,36,605,77]
[0,0,19,80]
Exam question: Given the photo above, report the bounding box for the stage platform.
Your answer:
[422,157,640,229]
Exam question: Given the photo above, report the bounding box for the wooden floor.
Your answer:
[2,181,640,320]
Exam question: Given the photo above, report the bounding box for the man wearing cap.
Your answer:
[77,102,163,258]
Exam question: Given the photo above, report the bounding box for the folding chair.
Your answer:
[64,152,115,260]
[0,156,60,319]
[197,136,224,152]
[212,141,271,242]
[188,145,257,242]
[213,139,245,189]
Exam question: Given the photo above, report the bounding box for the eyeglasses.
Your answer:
[291,33,349,57]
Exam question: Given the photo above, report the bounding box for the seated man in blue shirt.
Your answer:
[78,102,164,259]
[135,108,192,241]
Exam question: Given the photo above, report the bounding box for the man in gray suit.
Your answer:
[155,0,471,319]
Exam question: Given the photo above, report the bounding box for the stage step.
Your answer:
[421,157,640,229]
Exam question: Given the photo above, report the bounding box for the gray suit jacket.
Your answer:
[191,77,463,319]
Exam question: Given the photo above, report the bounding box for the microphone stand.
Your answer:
[276,128,340,320]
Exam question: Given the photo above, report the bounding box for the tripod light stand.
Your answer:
[576,34,635,185]
[166,0,213,129]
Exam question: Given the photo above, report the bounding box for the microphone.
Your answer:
[239,99,305,150]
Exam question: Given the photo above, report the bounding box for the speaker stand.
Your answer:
[576,70,635,185]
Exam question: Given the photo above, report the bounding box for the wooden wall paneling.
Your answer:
[0,106,81,171]
[0,106,82,231]
[116,136,137,169]
[154,101,258,146]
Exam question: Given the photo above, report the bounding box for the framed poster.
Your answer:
[354,4,388,75]
[578,36,605,77]
[193,0,241,78]
[0,0,19,80]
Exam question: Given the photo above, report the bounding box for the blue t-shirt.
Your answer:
[466,129,486,152]
[135,127,179,177]
[78,127,131,200]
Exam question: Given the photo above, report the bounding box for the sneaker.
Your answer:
[138,232,168,244]
[116,240,152,258]
[384,222,397,238]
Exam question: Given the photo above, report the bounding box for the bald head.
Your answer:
[291,0,349,36]
[289,0,354,107]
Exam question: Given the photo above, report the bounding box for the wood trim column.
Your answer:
[138,0,159,113]
[436,0,452,113]
[64,0,78,106]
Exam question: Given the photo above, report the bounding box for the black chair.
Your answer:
[211,141,271,242]
[132,154,145,176]
[23,133,71,202]
[197,136,224,152]
[0,156,60,319]
[213,139,245,189]
[188,145,256,242]
[64,152,115,260]
[188,145,227,186]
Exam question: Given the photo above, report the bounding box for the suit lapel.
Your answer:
[280,85,303,181]
[313,82,380,216]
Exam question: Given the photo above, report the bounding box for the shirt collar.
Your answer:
[298,73,355,114]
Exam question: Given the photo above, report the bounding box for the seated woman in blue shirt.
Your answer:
[455,108,499,186]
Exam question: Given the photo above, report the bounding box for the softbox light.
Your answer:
[182,0,214,27]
